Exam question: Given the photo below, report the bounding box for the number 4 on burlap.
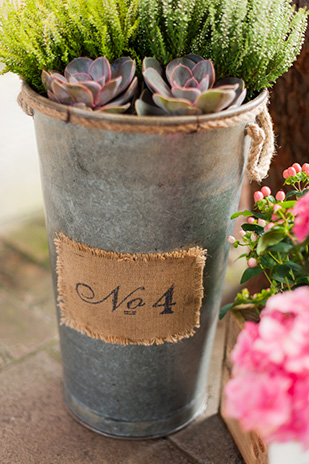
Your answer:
[152,284,176,315]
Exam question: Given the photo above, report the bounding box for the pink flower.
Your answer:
[224,288,309,449]
[248,217,255,224]
[227,235,236,244]
[287,167,297,177]
[262,287,309,317]
[302,163,309,175]
[258,218,266,227]
[248,257,258,267]
[265,222,275,231]
[276,190,286,201]
[292,163,302,173]
[293,191,309,242]
[239,229,246,238]
[283,169,289,179]
[254,191,264,202]
[224,373,292,437]
[261,186,271,197]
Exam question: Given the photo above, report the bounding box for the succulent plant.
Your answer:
[135,55,246,116]
[42,57,138,113]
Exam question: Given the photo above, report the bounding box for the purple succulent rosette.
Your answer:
[136,54,246,116]
[42,56,137,113]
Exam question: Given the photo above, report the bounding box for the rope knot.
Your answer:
[245,102,275,183]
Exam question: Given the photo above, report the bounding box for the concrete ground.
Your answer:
[0,71,245,463]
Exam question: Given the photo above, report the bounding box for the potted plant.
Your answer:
[0,0,307,439]
[221,164,309,463]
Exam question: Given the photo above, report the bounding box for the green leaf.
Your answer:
[285,190,299,199]
[241,224,264,235]
[257,229,287,255]
[235,253,249,261]
[284,261,302,272]
[259,254,277,269]
[240,266,263,284]
[268,242,293,254]
[219,302,234,320]
[271,265,294,284]
[297,188,309,198]
[279,200,296,209]
[231,210,266,220]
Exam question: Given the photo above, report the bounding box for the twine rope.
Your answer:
[246,102,275,183]
[18,83,274,182]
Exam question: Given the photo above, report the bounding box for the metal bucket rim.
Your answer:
[21,81,267,129]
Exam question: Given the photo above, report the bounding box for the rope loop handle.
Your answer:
[17,91,34,117]
[246,102,275,183]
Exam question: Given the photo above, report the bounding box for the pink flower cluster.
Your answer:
[224,287,309,449]
[293,191,309,243]
[283,163,309,179]
[253,186,286,204]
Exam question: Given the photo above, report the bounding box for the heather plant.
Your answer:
[138,0,308,97]
[220,163,309,319]
[0,0,139,93]
[0,0,307,98]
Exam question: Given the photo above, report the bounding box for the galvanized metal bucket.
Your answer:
[20,83,267,438]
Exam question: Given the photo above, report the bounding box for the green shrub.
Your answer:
[0,0,139,92]
[138,0,308,97]
[0,0,307,96]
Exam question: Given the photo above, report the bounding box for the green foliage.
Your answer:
[137,0,208,64]
[0,0,139,92]
[221,168,309,319]
[138,0,308,97]
[0,0,307,96]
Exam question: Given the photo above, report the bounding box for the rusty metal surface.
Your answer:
[32,91,267,438]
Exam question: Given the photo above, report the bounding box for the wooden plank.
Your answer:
[220,312,269,464]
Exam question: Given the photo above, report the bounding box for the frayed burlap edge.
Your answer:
[54,233,207,345]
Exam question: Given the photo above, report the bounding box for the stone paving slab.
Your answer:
[0,238,57,359]
[0,351,196,464]
[1,215,50,269]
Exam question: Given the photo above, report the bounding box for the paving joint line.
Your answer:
[0,338,60,374]
[165,437,201,464]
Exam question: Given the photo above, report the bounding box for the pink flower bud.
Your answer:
[265,222,275,231]
[254,191,264,202]
[248,217,255,224]
[258,219,266,227]
[247,258,258,268]
[251,233,258,242]
[273,204,282,212]
[276,191,286,201]
[292,163,302,173]
[278,219,284,224]
[271,214,277,221]
[253,293,257,298]
[302,163,309,175]
[287,167,297,177]
[283,169,289,179]
[227,235,236,244]
[261,186,271,197]
[239,230,246,238]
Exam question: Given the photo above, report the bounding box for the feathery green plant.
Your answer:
[137,0,208,64]
[138,0,308,97]
[0,0,139,93]
[0,0,307,97]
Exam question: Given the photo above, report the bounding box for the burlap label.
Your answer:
[54,233,206,345]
